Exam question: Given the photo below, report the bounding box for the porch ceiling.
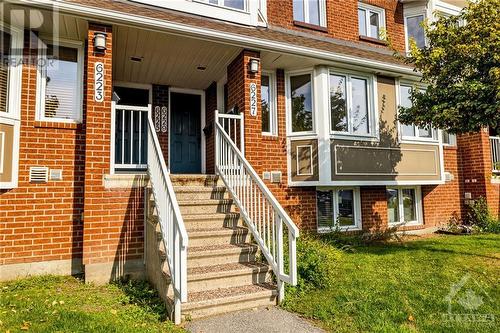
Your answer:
[113,26,242,90]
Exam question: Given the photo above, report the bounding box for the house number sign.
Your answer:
[94,62,104,102]
[249,82,257,116]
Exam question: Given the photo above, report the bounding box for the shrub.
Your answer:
[466,197,500,233]
[289,234,342,293]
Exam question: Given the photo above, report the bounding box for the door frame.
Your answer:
[168,87,206,174]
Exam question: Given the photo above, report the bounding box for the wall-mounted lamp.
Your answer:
[93,32,107,53]
[249,58,260,74]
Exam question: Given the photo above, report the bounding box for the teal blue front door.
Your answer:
[170,92,202,174]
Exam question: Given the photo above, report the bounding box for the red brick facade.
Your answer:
[267,0,406,53]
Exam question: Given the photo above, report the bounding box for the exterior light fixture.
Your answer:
[249,58,260,74]
[93,32,107,53]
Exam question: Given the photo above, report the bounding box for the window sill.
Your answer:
[400,138,439,145]
[331,133,378,142]
[34,121,81,130]
[293,20,328,33]
[388,221,422,228]
[359,35,387,46]
[318,226,362,233]
[103,173,149,189]
[443,144,457,150]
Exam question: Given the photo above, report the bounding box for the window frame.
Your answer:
[286,69,316,136]
[317,187,362,232]
[293,0,327,27]
[196,0,248,13]
[35,38,85,124]
[404,10,427,53]
[329,68,377,140]
[357,2,386,40]
[261,70,278,137]
[441,130,457,146]
[397,80,438,143]
[386,186,423,226]
[0,23,23,120]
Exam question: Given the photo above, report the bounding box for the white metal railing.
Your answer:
[215,111,298,301]
[113,105,149,170]
[147,115,188,324]
[491,136,500,173]
[216,112,245,154]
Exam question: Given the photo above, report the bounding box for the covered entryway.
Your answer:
[170,91,202,174]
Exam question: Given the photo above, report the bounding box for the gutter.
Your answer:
[16,0,418,77]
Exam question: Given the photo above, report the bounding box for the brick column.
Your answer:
[152,84,169,164]
[226,50,262,170]
[360,187,388,232]
[83,24,144,283]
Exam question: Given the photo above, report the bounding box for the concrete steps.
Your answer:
[147,174,277,322]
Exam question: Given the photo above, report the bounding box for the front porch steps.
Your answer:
[149,174,277,321]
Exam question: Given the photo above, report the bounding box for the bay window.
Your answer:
[293,0,326,27]
[261,71,277,136]
[358,3,386,40]
[386,187,422,225]
[330,70,375,137]
[36,41,84,122]
[289,72,314,134]
[398,83,437,141]
[317,188,362,231]
[0,31,11,114]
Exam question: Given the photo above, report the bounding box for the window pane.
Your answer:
[290,74,313,132]
[224,0,244,10]
[261,75,270,133]
[370,12,380,38]
[308,0,320,25]
[442,131,456,145]
[317,191,333,229]
[351,77,369,135]
[0,31,11,113]
[337,190,355,226]
[402,189,416,222]
[407,15,425,49]
[293,0,304,21]
[418,126,432,138]
[330,74,347,132]
[387,188,399,223]
[399,85,415,136]
[358,9,367,36]
[44,46,79,119]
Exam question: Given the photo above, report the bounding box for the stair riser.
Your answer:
[187,251,257,268]
[188,271,269,292]
[182,294,277,320]
[184,217,243,230]
[171,179,223,187]
[180,203,234,215]
[175,190,230,201]
[189,232,250,247]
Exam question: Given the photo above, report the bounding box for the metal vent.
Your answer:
[270,171,282,183]
[444,172,454,182]
[50,169,63,181]
[262,171,271,180]
[29,167,49,183]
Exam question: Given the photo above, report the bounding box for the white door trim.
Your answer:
[168,87,206,174]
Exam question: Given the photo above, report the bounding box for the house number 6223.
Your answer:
[94,62,105,102]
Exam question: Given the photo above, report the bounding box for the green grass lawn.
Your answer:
[0,275,184,333]
[283,234,500,333]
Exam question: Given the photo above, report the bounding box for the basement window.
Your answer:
[317,188,362,231]
[387,186,422,226]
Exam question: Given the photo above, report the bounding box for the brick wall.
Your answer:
[360,186,387,232]
[267,0,406,53]
[152,85,169,164]
[205,82,217,174]
[82,24,144,281]
[0,31,85,268]
[226,51,317,230]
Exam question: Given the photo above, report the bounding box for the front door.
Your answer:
[170,92,202,174]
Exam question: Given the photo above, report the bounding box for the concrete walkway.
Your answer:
[185,307,325,333]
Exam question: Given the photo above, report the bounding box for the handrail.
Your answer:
[147,113,188,324]
[490,136,500,173]
[215,111,298,301]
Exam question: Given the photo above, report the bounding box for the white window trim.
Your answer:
[294,0,327,27]
[387,186,423,227]
[0,23,23,121]
[286,69,316,136]
[261,70,277,136]
[35,37,84,124]
[317,187,362,232]
[404,9,427,53]
[358,2,386,40]
[329,68,378,140]
[396,79,438,143]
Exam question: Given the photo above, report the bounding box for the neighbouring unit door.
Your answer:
[170,92,201,174]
